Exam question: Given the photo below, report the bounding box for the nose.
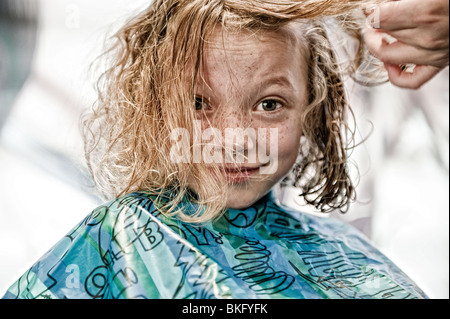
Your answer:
[210,109,256,164]
[213,106,247,129]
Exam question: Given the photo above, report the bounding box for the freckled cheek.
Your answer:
[274,120,302,157]
[278,131,301,165]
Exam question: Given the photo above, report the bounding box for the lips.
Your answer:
[220,166,260,183]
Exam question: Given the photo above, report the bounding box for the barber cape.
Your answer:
[3,191,427,299]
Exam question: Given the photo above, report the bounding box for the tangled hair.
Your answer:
[82,0,386,223]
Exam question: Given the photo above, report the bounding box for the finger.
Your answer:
[364,28,444,66]
[365,0,419,30]
[387,28,450,51]
[384,63,442,89]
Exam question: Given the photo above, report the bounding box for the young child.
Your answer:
[3,0,427,299]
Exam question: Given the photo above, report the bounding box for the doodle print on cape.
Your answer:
[3,191,428,299]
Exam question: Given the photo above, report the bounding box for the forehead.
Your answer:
[204,23,308,58]
[198,23,309,84]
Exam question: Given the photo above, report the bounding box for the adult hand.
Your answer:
[364,0,449,89]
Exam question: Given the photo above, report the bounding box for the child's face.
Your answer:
[192,26,308,209]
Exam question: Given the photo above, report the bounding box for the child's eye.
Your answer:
[194,96,208,111]
[256,99,283,112]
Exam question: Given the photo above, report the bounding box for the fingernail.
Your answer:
[365,4,380,29]
[382,33,398,45]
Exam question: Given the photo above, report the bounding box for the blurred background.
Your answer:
[0,0,448,298]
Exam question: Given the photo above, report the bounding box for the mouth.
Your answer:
[219,166,260,183]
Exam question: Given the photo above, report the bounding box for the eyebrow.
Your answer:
[194,75,298,104]
[258,75,296,91]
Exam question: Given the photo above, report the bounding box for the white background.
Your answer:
[0,0,448,298]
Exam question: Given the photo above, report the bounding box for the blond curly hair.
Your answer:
[82,0,386,223]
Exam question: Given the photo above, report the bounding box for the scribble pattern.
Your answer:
[3,192,427,299]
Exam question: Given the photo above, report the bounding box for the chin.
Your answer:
[226,201,255,210]
[225,187,269,210]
